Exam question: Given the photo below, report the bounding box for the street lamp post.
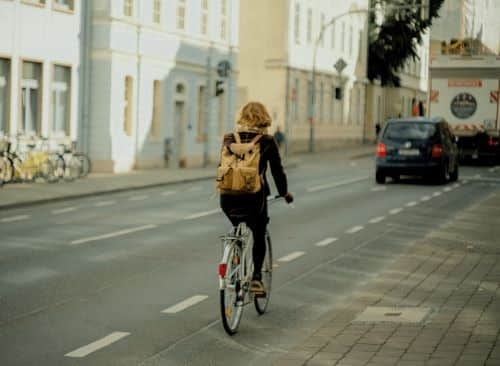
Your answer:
[307,1,430,153]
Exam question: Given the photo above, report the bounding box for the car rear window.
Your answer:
[383,122,437,140]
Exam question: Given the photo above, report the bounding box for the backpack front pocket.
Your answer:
[216,166,233,190]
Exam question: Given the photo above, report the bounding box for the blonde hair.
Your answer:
[237,102,272,130]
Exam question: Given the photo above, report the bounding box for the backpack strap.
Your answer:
[250,134,262,145]
[233,132,241,144]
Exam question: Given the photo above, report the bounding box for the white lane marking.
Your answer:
[315,237,338,247]
[129,195,148,201]
[432,192,442,197]
[421,196,431,201]
[70,224,157,245]
[462,180,469,184]
[161,190,176,196]
[184,209,221,220]
[405,201,418,207]
[371,186,387,192]
[52,207,78,215]
[162,295,209,314]
[307,177,368,193]
[346,225,364,234]
[1,215,30,223]
[389,208,403,215]
[369,216,385,224]
[488,168,496,173]
[188,186,203,192]
[94,200,116,207]
[453,183,461,189]
[65,332,130,358]
[349,162,357,167]
[474,174,481,179]
[443,187,452,192]
[278,251,306,262]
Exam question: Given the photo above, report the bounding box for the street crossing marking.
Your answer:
[162,295,209,314]
[346,225,364,234]
[421,196,431,201]
[94,200,116,207]
[65,332,130,358]
[368,216,385,224]
[389,208,403,215]
[371,186,387,192]
[432,192,442,197]
[314,237,338,247]
[129,195,148,201]
[70,224,157,245]
[278,251,305,262]
[307,177,368,193]
[52,207,78,215]
[184,209,221,220]
[0,215,30,223]
[406,201,418,207]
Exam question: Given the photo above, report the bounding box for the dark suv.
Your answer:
[376,117,459,184]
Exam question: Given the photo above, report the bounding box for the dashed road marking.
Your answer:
[307,177,368,193]
[1,215,30,223]
[65,332,130,358]
[453,183,461,189]
[443,187,452,192]
[70,224,157,245]
[314,237,338,247]
[406,201,418,207]
[161,190,176,197]
[474,174,481,179]
[389,208,403,215]
[129,195,148,201]
[94,201,116,207]
[184,209,221,220]
[462,180,469,184]
[432,192,442,197]
[278,251,306,262]
[52,207,78,215]
[346,225,364,234]
[188,186,203,192]
[162,295,209,314]
[421,196,431,201]
[368,216,385,224]
[371,186,387,192]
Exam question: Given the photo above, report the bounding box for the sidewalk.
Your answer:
[0,145,375,210]
[273,189,500,366]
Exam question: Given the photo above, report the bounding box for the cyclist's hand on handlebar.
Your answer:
[284,192,294,204]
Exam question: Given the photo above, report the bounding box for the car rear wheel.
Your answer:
[449,163,459,182]
[376,170,386,184]
[436,163,450,185]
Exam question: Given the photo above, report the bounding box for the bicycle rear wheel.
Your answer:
[220,243,244,335]
[74,153,91,178]
[0,156,13,183]
[254,232,273,315]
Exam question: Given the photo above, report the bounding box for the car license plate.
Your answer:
[398,149,420,156]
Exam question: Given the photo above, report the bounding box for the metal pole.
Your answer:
[284,66,290,160]
[203,45,213,167]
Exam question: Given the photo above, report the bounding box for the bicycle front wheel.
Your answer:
[220,243,244,335]
[254,232,273,315]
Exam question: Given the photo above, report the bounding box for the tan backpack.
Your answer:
[216,133,263,194]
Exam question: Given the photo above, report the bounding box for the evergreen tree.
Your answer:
[368,0,444,86]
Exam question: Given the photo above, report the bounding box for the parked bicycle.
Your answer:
[218,197,284,335]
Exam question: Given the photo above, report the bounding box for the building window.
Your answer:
[124,76,133,136]
[21,61,42,135]
[153,0,161,23]
[294,3,300,45]
[150,80,161,139]
[306,8,312,44]
[53,0,74,11]
[220,0,227,40]
[124,0,133,17]
[201,0,209,35]
[331,23,335,49]
[197,85,206,141]
[320,13,325,47]
[51,65,71,136]
[0,58,10,134]
[177,0,186,30]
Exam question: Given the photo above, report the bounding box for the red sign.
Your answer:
[430,90,439,103]
[448,80,483,87]
[490,90,499,103]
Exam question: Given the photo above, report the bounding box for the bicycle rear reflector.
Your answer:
[219,263,227,277]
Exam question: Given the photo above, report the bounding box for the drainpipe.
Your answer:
[78,0,92,154]
[134,3,142,169]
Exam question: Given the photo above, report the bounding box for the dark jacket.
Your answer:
[221,131,288,197]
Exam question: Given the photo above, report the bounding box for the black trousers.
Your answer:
[220,192,269,277]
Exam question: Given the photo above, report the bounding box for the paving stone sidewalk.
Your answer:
[274,190,500,366]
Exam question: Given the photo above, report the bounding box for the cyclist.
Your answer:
[219,101,294,294]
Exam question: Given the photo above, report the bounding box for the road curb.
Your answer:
[0,162,300,210]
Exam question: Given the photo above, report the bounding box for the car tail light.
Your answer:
[488,138,498,146]
[218,263,227,277]
[431,144,443,158]
[377,143,387,158]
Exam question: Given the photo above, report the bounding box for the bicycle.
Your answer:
[218,197,280,335]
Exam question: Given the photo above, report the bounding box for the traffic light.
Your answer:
[215,80,224,97]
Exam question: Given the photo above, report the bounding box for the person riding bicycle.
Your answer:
[219,101,293,294]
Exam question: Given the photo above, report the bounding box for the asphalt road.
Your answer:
[0,158,499,366]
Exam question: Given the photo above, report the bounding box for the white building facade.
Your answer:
[85,0,239,172]
[0,0,81,140]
